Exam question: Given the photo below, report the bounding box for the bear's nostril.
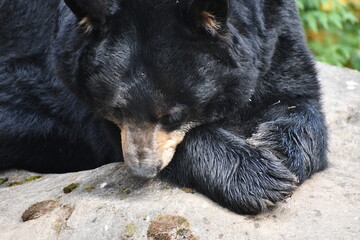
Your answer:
[128,166,158,179]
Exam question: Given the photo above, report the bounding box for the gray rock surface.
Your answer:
[0,62,359,240]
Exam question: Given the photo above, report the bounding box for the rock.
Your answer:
[0,63,359,239]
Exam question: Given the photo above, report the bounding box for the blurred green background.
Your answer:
[296,0,360,71]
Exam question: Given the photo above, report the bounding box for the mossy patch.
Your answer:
[181,188,196,194]
[120,195,128,200]
[147,215,197,240]
[0,178,8,185]
[63,183,79,193]
[8,175,41,187]
[84,185,95,192]
[123,222,137,238]
[122,188,132,194]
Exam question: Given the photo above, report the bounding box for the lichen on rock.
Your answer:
[0,178,8,185]
[63,183,79,193]
[8,175,41,187]
[21,200,58,222]
[147,215,197,240]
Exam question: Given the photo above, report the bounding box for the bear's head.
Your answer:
[53,0,261,178]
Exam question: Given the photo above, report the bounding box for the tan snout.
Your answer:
[119,123,185,179]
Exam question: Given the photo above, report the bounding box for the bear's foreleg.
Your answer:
[161,125,297,214]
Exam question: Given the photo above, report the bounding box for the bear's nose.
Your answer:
[127,166,159,179]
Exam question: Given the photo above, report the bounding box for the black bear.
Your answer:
[0,0,328,214]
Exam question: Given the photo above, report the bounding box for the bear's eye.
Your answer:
[160,106,188,131]
[105,106,124,123]
[160,113,185,129]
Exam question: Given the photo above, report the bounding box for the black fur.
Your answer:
[0,0,327,214]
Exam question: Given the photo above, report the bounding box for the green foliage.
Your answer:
[296,0,360,71]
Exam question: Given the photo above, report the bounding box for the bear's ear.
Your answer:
[186,0,229,36]
[64,0,110,33]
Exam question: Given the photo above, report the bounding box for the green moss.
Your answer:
[0,178,9,185]
[84,185,95,191]
[63,183,79,193]
[120,195,128,200]
[122,188,132,194]
[7,175,41,187]
[124,223,137,238]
